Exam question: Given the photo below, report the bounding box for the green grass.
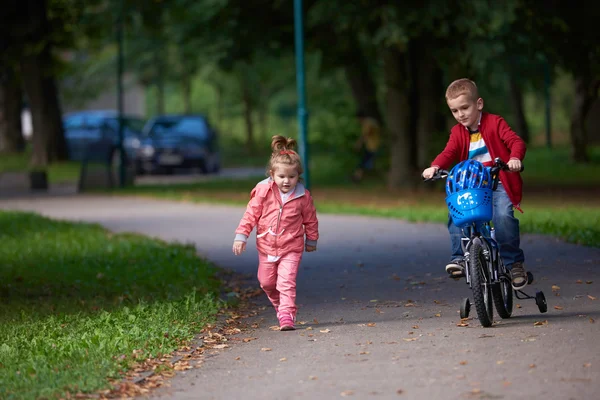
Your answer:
[522,146,600,186]
[0,211,223,400]
[0,151,81,184]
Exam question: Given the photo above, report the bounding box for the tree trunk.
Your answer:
[410,40,445,169]
[18,0,67,165]
[383,47,416,189]
[241,80,254,151]
[344,54,382,123]
[182,70,191,113]
[570,77,599,163]
[0,67,25,153]
[508,75,530,143]
[156,80,165,115]
[21,47,68,166]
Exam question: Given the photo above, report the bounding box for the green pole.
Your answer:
[116,0,126,187]
[294,0,310,189]
[544,61,552,149]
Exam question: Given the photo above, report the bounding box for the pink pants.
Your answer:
[257,252,302,319]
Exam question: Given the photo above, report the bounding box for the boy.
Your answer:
[422,78,528,290]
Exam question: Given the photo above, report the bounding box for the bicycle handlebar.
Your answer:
[422,158,524,183]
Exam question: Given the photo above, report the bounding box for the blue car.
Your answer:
[137,114,221,174]
[63,110,144,164]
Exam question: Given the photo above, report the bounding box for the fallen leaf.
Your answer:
[306,327,313,330]
[367,323,376,327]
[261,348,272,352]
[297,321,307,325]
[456,322,469,327]
[242,337,257,343]
[370,299,378,302]
[279,358,287,362]
[583,363,591,368]
[434,313,441,317]
[313,318,319,324]
[308,375,318,380]
[360,351,370,355]
[554,305,564,310]
[396,389,404,395]
[590,317,595,324]
[576,280,583,284]
[403,338,418,342]
[551,285,560,291]
[320,329,331,333]
[412,325,419,329]
[459,360,468,365]
[586,281,593,284]
[533,320,548,326]
[529,364,536,368]
[470,389,481,394]
[503,381,512,387]
[235,357,241,360]
[269,326,280,331]
[404,303,415,307]
[516,304,522,308]
[496,360,505,365]
[341,390,354,396]
[588,295,597,300]
[212,344,229,349]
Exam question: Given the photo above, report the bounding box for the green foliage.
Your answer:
[0,211,222,399]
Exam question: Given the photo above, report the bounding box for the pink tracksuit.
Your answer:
[234,178,319,319]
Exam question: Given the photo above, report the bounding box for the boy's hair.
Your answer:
[445,78,480,101]
[267,135,304,178]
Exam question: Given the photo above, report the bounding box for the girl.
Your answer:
[232,135,319,331]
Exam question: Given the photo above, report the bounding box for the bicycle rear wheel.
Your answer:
[492,259,513,318]
[469,239,493,327]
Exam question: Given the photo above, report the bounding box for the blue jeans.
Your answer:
[448,183,525,268]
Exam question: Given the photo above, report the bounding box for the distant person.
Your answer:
[352,111,381,182]
[422,78,528,290]
[233,135,319,331]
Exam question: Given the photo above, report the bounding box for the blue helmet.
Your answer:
[446,160,492,196]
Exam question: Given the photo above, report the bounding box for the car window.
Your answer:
[63,115,85,129]
[106,118,145,136]
[86,115,106,129]
[149,117,210,139]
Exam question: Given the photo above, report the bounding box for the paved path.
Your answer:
[1,193,599,400]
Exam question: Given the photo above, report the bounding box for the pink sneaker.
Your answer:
[278,313,295,331]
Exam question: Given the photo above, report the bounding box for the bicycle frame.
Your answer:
[460,223,503,288]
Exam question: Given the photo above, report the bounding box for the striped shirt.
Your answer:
[468,129,492,165]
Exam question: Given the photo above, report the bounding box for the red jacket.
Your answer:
[431,112,526,206]
[235,178,319,257]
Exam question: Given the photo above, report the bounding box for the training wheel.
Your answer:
[527,271,534,285]
[460,298,471,319]
[535,291,547,313]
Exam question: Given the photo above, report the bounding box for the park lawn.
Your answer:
[110,146,600,248]
[0,150,81,184]
[0,211,223,400]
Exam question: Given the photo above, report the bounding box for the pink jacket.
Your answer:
[234,178,319,257]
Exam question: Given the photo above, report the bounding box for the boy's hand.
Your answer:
[422,166,439,179]
[305,244,317,252]
[232,241,246,256]
[507,158,522,172]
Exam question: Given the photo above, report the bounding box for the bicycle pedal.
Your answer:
[449,271,465,279]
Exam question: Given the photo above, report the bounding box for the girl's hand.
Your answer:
[305,244,317,252]
[232,241,246,255]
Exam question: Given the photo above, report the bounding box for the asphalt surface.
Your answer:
[1,191,598,400]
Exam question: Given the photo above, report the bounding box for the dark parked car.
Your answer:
[63,110,144,164]
[137,114,220,174]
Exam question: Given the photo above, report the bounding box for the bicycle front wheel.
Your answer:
[492,259,513,318]
[469,239,493,327]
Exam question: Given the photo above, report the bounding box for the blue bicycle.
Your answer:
[425,158,547,327]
